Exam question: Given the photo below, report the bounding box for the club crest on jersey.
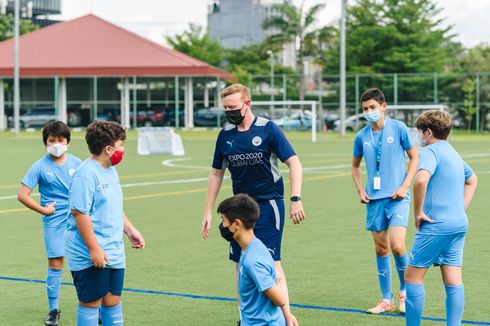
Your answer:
[69,168,76,176]
[386,136,394,144]
[252,136,262,146]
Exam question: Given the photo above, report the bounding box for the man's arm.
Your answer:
[17,184,56,216]
[464,174,478,210]
[392,146,419,200]
[201,168,226,239]
[351,156,370,203]
[284,155,304,224]
[71,209,109,268]
[124,213,145,249]
[264,285,299,326]
[412,170,433,230]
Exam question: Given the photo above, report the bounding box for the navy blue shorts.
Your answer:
[229,198,285,262]
[71,267,125,303]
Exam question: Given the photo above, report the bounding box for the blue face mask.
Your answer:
[363,109,382,124]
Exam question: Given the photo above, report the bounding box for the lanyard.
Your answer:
[369,118,388,174]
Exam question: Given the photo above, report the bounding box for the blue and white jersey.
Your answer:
[353,118,414,200]
[239,238,285,326]
[212,117,295,200]
[21,154,82,228]
[418,141,473,235]
[65,159,125,271]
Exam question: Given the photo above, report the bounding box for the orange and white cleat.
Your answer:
[399,293,406,313]
[367,300,395,314]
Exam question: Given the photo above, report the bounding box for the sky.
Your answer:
[52,0,490,48]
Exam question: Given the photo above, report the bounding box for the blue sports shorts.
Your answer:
[229,198,285,262]
[43,225,66,258]
[366,197,410,231]
[408,232,466,268]
[71,267,125,303]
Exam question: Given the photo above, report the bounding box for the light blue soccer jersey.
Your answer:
[417,141,473,235]
[21,154,82,228]
[212,117,295,200]
[238,238,285,326]
[353,118,414,200]
[65,159,125,271]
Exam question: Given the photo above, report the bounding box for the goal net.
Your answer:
[251,101,320,142]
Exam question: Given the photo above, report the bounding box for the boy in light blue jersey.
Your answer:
[351,88,419,314]
[217,194,298,326]
[405,110,477,326]
[18,121,82,325]
[65,120,145,326]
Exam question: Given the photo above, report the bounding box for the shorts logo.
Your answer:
[68,168,76,176]
[386,136,394,144]
[252,136,262,146]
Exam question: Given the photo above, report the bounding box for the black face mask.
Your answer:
[225,109,245,125]
[219,222,235,242]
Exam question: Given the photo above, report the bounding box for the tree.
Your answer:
[262,1,326,100]
[0,13,38,41]
[453,44,490,73]
[462,78,477,130]
[224,44,295,89]
[324,0,458,74]
[166,24,224,67]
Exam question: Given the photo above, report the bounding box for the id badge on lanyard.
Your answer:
[370,122,385,190]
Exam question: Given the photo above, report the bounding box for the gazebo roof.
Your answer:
[0,14,232,79]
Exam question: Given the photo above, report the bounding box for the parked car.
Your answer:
[323,112,339,130]
[136,110,164,127]
[333,113,368,132]
[8,106,57,128]
[273,111,312,131]
[193,107,227,127]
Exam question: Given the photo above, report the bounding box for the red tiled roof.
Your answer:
[0,14,232,79]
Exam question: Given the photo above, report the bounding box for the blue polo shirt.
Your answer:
[212,117,295,200]
[65,158,125,271]
[353,118,414,200]
[417,141,473,235]
[21,154,82,228]
[238,237,285,326]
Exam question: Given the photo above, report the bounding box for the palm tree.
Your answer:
[262,1,325,101]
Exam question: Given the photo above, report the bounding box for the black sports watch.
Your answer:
[290,196,301,202]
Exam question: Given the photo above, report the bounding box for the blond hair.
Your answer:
[415,110,452,140]
[220,83,250,100]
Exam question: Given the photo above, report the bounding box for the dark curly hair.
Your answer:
[85,120,126,155]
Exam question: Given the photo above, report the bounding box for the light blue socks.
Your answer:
[101,302,123,326]
[77,304,99,326]
[445,284,464,326]
[406,283,425,326]
[46,267,63,311]
[376,255,392,300]
[394,253,408,292]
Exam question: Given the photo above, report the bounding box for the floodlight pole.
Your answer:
[339,0,347,137]
[266,50,275,103]
[14,0,20,134]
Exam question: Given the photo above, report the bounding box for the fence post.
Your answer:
[434,73,438,103]
[283,74,287,102]
[476,73,480,132]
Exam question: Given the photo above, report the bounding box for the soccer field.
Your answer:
[0,130,489,325]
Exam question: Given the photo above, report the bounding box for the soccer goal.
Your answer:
[251,100,320,142]
[387,104,447,127]
[387,104,447,144]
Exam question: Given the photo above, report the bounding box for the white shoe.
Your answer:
[399,293,406,314]
[367,300,395,314]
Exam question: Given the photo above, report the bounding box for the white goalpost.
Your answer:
[252,100,320,142]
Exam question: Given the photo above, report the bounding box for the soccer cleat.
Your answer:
[399,293,406,313]
[367,301,395,314]
[45,309,61,326]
